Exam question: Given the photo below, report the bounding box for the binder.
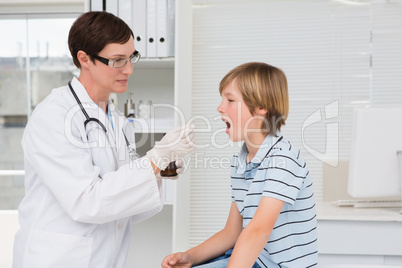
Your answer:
[166,0,175,57]
[156,0,167,57]
[146,0,157,57]
[106,0,118,16]
[133,0,147,56]
[156,0,175,57]
[118,0,133,30]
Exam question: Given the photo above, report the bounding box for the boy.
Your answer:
[162,62,317,267]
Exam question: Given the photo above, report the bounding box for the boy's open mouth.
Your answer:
[222,118,231,134]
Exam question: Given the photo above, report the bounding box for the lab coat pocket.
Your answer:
[25,229,93,268]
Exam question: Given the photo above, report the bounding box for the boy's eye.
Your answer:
[228,99,234,102]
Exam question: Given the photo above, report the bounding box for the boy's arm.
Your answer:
[227,196,285,268]
[185,202,243,266]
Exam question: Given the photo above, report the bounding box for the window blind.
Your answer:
[371,1,402,105]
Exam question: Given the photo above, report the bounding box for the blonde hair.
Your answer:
[219,62,289,135]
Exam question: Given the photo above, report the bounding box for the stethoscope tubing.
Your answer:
[68,82,107,133]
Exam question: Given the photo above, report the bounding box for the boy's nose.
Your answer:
[217,102,224,114]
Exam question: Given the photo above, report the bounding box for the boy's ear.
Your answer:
[255,107,268,116]
[77,50,90,69]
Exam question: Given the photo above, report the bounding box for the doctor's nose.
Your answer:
[122,62,134,75]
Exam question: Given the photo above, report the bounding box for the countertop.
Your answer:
[316,201,402,222]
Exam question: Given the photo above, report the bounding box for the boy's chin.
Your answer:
[227,133,242,142]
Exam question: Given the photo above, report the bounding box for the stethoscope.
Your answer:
[68,81,139,164]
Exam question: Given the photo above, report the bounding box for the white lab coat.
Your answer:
[13,77,163,268]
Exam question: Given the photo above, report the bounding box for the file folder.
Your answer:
[133,0,147,56]
[118,0,133,31]
[156,0,167,57]
[146,0,157,57]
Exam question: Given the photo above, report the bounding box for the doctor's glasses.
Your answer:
[93,50,141,68]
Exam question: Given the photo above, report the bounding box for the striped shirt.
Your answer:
[231,134,318,268]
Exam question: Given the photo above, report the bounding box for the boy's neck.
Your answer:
[245,132,267,163]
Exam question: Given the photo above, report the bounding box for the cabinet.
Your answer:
[118,59,176,206]
[316,202,402,266]
[119,59,175,133]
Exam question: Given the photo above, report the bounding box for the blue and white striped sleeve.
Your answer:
[260,150,307,205]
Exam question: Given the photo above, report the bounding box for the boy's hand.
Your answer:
[161,252,192,268]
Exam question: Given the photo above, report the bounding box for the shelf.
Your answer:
[132,117,174,133]
[0,170,25,176]
[135,58,174,69]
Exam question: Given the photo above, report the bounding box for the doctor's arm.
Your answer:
[226,197,284,268]
[74,124,194,223]
[25,105,164,224]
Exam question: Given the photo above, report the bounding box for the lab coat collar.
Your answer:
[70,77,94,105]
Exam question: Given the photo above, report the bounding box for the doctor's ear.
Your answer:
[77,50,91,69]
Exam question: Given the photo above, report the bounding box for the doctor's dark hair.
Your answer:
[68,11,134,69]
[219,62,289,135]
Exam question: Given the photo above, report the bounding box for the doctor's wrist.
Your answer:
[149,158,161,176]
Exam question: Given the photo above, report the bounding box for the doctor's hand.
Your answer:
[161,252,192,268]
[156,159,185,180]
[147,125,195,171]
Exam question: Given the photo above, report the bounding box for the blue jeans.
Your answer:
[193,249,261,268]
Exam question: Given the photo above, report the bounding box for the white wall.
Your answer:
[0,211,19,268]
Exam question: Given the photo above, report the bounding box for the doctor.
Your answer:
[13,11,195,268]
